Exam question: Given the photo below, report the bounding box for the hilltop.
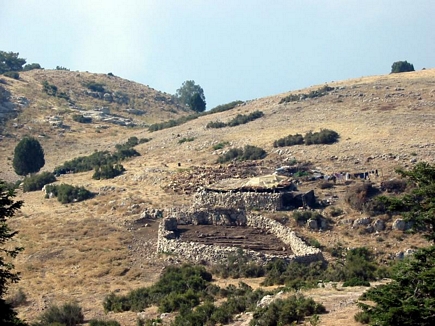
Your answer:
[1,68,435,325]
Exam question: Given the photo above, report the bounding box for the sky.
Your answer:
[1,0,434,109]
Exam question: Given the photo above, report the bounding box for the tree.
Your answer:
[23,63,41,71]
[189,92,206,113]
[357,162,435,325]
[0,181,27,326]
[0,51,26,75]
[175,80,206,112]
[391,60,415,73]
[13,137,45,176]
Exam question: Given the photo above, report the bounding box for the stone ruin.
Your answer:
[157,206,323,265]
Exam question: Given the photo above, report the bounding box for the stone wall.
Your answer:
[193,190,283,211]
[157,212,323,265]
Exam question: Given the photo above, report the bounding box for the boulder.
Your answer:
[163,218,178,231]
[372,219,386,232]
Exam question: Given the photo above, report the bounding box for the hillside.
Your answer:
[1,68,435,325]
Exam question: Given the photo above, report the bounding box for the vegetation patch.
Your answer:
[178,137,195,144]
[279,85,334,103]
[54,138,140,176]
[217,145,267,163]
[44,184,93,204]
[22,171,56,192]
[274,129,339,147]
[148,100,244,132]
[72,114,92,124]
[206,110,264,129]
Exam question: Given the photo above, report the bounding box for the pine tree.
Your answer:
[12,137,45,176]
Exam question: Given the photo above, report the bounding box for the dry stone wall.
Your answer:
[193,190,283,211]
[157,212,323,265]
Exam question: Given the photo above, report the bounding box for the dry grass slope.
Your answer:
[1,68,435,325]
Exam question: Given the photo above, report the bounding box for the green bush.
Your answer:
[304,129,339,145]
[273,133,304,147]
[22,172,56,192]
[178,137,195,144]
[45,184,93,204]
[36,302,84,326]
[217,145,266,163]
[23,63,42,71]
[72,114,92,123]
[391,60,415,73]
[209,100,243,114]
[251,294,326,325]
[103,265,212,313]
[89,320,121,326]
[3,71,19,79]
[84,81,105,92]
[207,110,264,129]
[92,164,125,180]
[354,311,371,324]
[279,85,334,103]
[42,80,58,96]
[212,141,230,150]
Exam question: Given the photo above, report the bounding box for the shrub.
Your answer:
[56,66,70,71]
[22,172,56,192]
[92,164,125,180]
[72,114,92,123]
[380,179,408,193]
[212,141,230,150]
[206,120,227,129]
[293,210,322,224]
[23,63,42,71]
[84,81,105,92]
[391,60,415,73]
[89,320,121,326]
[227,110,264,127]
[354,311,371,324]
[42,80,58,96]
[3,71,19,79]
[273,133,304,147]
[251,294,326,325]
[209,100,243,114]
[217,145,266,163]
[343,278,370,287]
[304,129,339,145]
[279,85,334,103]
[36,302,84,326]
[45,184,93,204]
[344,182,380,212]
[178,137,195,144]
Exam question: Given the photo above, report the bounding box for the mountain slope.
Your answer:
[2,68,435,325]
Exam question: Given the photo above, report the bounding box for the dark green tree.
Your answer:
[0,181,27,326]
[13,137,45,176]
[175,80,206,112]
[189,92,206,113]
[0,51,26,75]
[357,162,435,325]
[22,63,41,71]
[391,60,415,73]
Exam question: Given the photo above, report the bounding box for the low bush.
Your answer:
[211,249,265,279]
[89,320,121,326]
[212,141,230,150]
[54,143,139,176]
[217,145,266,163]
[45,184,93,204]
[292,210,323,224]
[35,302,84,326]
[345,182,380,212]
[84,81,105,92]
[92,164,125,180]
[280,85,334,103]
[103,265,212,313]
[3,71,19,79]
[304,129,339,145]
[178,137,195,144]
[380,179,408,193]
[209,100,243,114]
[42,80,58,96]
[251,294,326,325]
[273,133,304,147]
[22,171,56,192]
[72,114,92,123]
[207,110,264,129]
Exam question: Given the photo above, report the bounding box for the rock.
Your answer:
[307,218,318,230]
[353,217,371,227]
[392,218,406,231]
[372,219,386,232]
[163,218,178,231]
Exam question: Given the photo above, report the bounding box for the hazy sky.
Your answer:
[1,0,434,109]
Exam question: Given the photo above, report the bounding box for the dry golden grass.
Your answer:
[1,68,435,325]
